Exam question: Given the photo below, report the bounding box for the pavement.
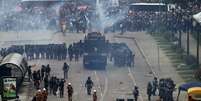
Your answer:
[181,32,201,65]
[111,32,186,101]
[0,31,187,101]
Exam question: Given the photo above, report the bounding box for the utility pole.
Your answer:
[186,15,192,56]
[187,29,190,56]
[193,12,201,68]
[187,16,190,56]
[193,16,200,67]
[157,46,161,75]
[195,21,200,66]
[179,30,182,48]
[197,27,199,66]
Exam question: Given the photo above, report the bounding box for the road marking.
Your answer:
[94,71,108,101]
[102,72,108,101]
[94,71,103,96]
[128,67,144,101]
[132,38,157,77]
[113,35,145,101]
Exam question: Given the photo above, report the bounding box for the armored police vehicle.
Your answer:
[83,32,109,69]
[111,43,134,67]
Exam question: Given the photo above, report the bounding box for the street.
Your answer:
[0,31,186,101]
[0,0,200,100]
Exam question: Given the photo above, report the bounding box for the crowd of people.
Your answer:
[59,2,90,33]
[111,43,135,67]
[121,1,201,39]
[0,40,86,62]
[146,77,175,101]
[68,40,84,62]
[1,0,199,100]
[0,44,68,60]
[29,63,66,101]
[28,61,98,101]
[132,77,174,101]
[32,88,48,101]
[0,1,91,33]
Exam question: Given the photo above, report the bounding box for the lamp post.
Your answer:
[186,15,190,56]
[192,20,200,66]
[193,12,201,67]
[196,24,199,66]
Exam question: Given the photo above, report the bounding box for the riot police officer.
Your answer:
[85,76,94,95]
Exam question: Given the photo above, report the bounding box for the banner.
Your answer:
[1,77,17,100]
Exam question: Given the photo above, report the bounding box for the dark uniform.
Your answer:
[44,75,49,92]
[85,77,94,95]
[45,64,51,76]
[147,82,152,101]
[63,62,69,79]
[133,86,139,101]
[28,66,32,81]
[59,79,65,98]
[152,77,158,95]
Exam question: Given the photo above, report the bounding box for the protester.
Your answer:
[67,83,74,101]
[63,62,70,79]
[44,75,49,92]
[28,66,32,81]
[42,88,48,101]
[59,79,65,98]
[85,76,94,95]
[93,90,97,101]
[133,86,139,101]
[152,77,158,96]
[147,82,152,101]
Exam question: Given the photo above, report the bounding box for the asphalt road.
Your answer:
[0,31,183,101]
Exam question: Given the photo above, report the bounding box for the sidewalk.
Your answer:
[119,32,186,100]
[181,33,201,66]
[123,32,184,83]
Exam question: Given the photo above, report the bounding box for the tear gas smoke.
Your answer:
[0,0,64,31]
[95,0,126,32]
